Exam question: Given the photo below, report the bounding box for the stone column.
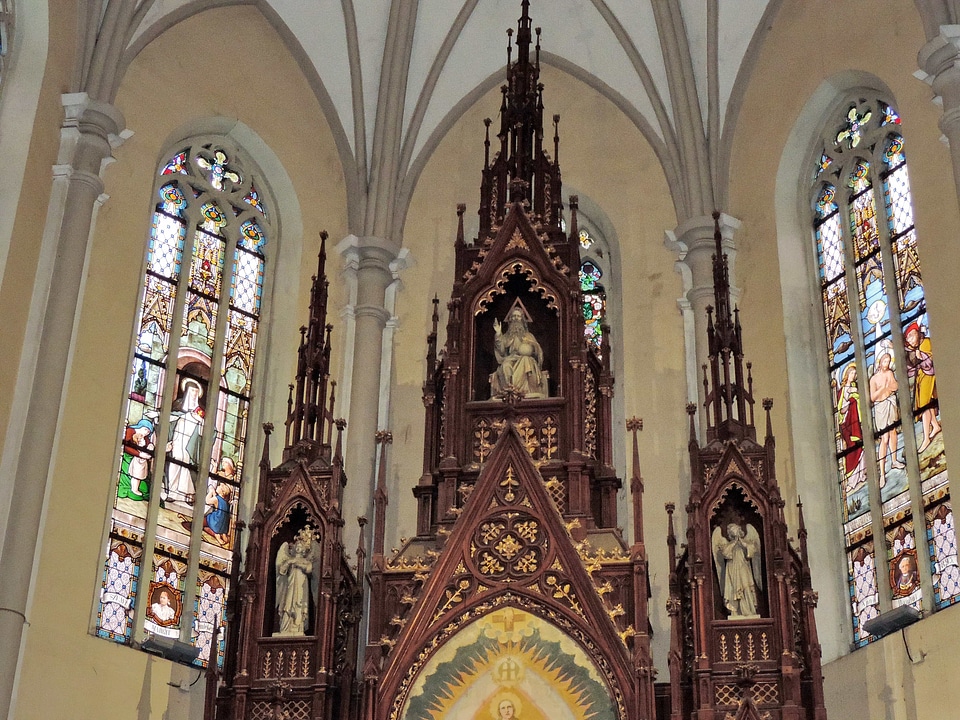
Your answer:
[0,93,127,719]
[919,25,960,210]
[336,236,404,538]
[664,213,741,428]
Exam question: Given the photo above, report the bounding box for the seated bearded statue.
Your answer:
[490,307,547,399]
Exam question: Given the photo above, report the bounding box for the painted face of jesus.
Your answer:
[498,700,515,719]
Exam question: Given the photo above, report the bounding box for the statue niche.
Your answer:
[265,507,322,637]
[475,274,557,401]
[710,487,766,619]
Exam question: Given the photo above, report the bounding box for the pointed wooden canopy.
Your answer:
[377,420,635,718]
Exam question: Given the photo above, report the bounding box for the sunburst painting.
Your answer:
[401,607,616,720]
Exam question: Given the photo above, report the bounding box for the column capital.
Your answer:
[61,92,130,145]
[664,212,741,260]
[59,92,131,176]
[664,212,741,297]
[918,25,960,84]
[336,234,404,269]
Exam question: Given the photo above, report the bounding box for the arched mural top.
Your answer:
[394,601,621,720]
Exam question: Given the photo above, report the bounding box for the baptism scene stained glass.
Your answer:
[96,143,270,666]
[813,100,957,646]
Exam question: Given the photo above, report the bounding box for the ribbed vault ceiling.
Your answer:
[128,0,778,199]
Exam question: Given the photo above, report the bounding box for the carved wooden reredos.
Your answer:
[665,215,827,720]
[209,234,363,720]
[415,3,618,538]
[363,3,655,720]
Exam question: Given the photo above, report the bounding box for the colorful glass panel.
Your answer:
[144,554,187,638]
[161,151,189,176]
[848,166,878,260]
[849,542,880,647]
[815,186,843,282]
[192,569,228,667]
[836,106,872,149]
[887,522,922,609]
[880,102,902,126]
[821,278,853,369]
[578,229,593,249]
[196,149,241,191]
[815,101,952,646]
[815,152,834,179]
[243,183,267,217]
[99,146,269,652]
[927,502,960,607]
[96,539,142,641]
[579,260,604,353]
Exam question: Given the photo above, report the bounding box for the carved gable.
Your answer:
[377,424,634,720]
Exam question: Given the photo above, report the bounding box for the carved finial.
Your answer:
[373,433,390,557]
[763,397,774,441]
[356,516,368,577]
[627,417,644,546]
[333,418,347,466]
[259,421,273,469]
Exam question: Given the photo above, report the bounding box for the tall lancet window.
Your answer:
[562,218,609,357]
[579,231,606,356]
[812,99,956,647]
[95,142,271,667]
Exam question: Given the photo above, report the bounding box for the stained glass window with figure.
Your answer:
[579,258,605,355]
[95,142,271,667]
[812,98,955,648]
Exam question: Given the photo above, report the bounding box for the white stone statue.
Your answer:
[274,527,318,636]
[711,522,763,618]
[490,306,547,399]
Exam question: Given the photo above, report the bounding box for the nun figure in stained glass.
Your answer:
[164,377,204,505]
[274,527,320,636]
[712,522,763,619]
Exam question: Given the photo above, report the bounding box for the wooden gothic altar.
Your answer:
[207,234,364,720]
[664,214,827,720]
[204,4,829,720]
[361,3,655,718]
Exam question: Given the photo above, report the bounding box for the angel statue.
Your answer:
[274,526,319,636]
[711,522,763,619]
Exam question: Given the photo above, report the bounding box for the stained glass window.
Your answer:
[812,99,955,647]
[579,260,605,354]
[95,143,270,667]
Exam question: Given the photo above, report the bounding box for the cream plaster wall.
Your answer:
[12,7,347,719]
[0,0,77,470]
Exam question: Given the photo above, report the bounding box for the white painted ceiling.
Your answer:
[129,0,776,183]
